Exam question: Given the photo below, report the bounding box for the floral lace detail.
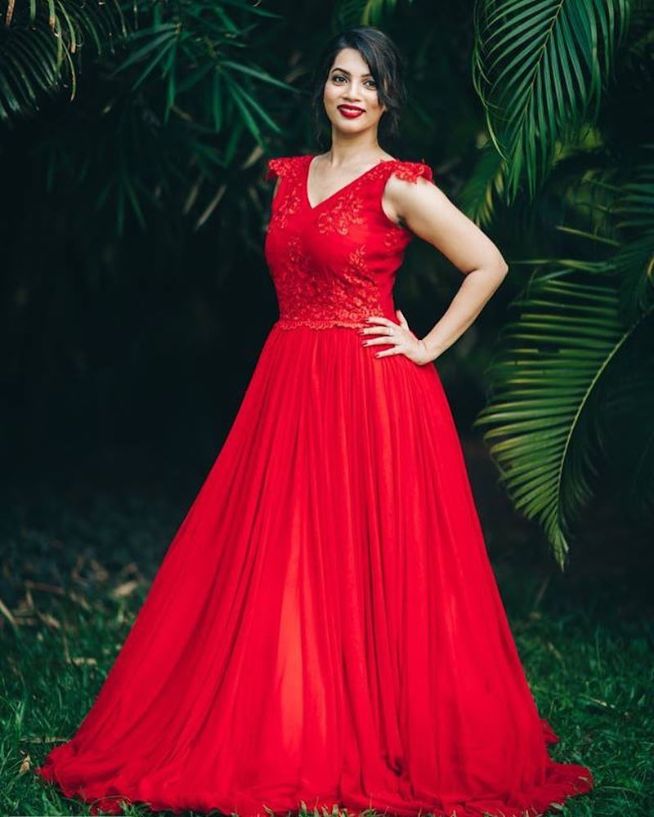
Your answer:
[313,159,433,238]
[265,156,305,182]
[272,234,314,321]
[338,244,383,317]
[266,156,303,231]
[275,316,373,330]
[380,161,434,248]
[265,156,435,331]
[389,161,433,185]
[316,188,365,235]
[274,242,384,330]
[382,222,412,251]
[264,157,286,182]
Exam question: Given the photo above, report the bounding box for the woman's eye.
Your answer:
[331,75,376,88]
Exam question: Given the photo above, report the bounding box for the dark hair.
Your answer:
[309,27,407,148]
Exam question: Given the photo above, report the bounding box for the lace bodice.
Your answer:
[264,154,434,330]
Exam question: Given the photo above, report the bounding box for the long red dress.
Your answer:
[35,154,593,817]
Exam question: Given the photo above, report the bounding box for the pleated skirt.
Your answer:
[35,322,593,817]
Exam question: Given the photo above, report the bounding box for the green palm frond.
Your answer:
[0,0,125,122]
[474,266,635,567]
[613,152,654,320]
[458,140,507,227]
[472,0,632,200]
[0,26,70,119]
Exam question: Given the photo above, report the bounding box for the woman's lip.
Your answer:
[338,105,365,112]
[337,105,365,118]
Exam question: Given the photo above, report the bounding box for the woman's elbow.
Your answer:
[493,254,509,281]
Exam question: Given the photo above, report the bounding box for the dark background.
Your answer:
[1,0,652,620]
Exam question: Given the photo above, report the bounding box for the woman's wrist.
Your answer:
[420,335,447,363]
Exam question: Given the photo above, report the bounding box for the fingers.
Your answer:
[360,313,420,362]
[359,314,425,363]
[396,309,409,328]
[362,312,410,331]
[362,335,399,347]
[373,346,405,359]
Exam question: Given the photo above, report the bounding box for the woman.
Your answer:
[36,26,593,817]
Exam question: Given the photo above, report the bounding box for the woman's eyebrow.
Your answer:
[330,67,373,77]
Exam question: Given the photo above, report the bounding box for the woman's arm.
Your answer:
[385,174,509,362]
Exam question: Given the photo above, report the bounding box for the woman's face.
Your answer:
[322,47,386,136]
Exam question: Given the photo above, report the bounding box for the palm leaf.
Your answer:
[613,151,654,320]
[0,0,125,122]
[472,0,631,200]
[474,265,632,567]
[458,140,507,227]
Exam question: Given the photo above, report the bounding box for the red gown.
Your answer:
[35,154,594,817]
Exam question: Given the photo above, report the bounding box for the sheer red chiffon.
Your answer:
[35,154,593,817]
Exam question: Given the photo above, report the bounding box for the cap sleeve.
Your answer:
[265,156,293,182]
[390,160,434,184]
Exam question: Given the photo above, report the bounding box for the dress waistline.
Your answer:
[273,317,369,331]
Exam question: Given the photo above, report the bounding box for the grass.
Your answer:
[0,471,652,817]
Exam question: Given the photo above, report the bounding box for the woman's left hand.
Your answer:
[359,310,433,366]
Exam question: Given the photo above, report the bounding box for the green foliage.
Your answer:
[1,0,652,566]
[0,0,297,233]
[471,0,654,565]
[474,264,651,567]
[111,1,290,138]
[457,139,507,227]
[86,0,294,232]
[334,0,407,28]
[0,0,126,120]
[613,156,654,319]
[472,0,632,200]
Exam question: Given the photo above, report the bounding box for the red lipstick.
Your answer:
[337,105,365,119]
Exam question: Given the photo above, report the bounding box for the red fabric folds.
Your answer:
[35,155,593,817]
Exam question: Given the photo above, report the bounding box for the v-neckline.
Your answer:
[304,154,395,211]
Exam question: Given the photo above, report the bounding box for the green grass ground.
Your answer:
[1,463,652,817]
